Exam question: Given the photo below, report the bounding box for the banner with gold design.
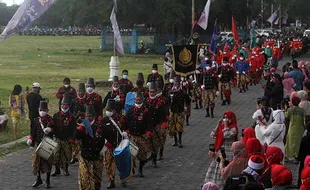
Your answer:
[172,45,199,76]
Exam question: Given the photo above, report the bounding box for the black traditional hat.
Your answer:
[86,78,95,87]
[61,95,71,104]
[136,72,144,82]
[174,75,181,83]
[148,82,156,91]
[156,80,163,91]
[78,83,86,92]
[136,73,144,87]
[39,101,48,110]
[113,76,119,83]
[223,57,229,63]
[105,99,116,110]
[136,91,144,99]
[206,60,213,66]
[63,77,70,84]
[152,64,158,70]
[169,70,176,80]
[86,105,95,116]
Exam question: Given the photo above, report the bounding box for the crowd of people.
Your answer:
[20,25,102,36]
[0,30,310,190]
[199,42,310,189]
[0,64,191,189]
[16,25,156,37]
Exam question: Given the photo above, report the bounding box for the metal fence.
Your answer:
[102,32,212,54]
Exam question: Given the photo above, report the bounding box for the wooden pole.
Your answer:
[247,0,249,28]
[114,38,116,56]
[191,0,195,44]
[113,0,117,56]
[279,1,282,31]
[271,4,273,29]
[261,0,264,29]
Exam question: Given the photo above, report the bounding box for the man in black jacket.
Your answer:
[75,105,105,190]
[264,73,284,110]
[52,96,76,177]
[101,99,127,189]
[27,82,43,129]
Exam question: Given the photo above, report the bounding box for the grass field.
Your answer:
[0,36,164,144]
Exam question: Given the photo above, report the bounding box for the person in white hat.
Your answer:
[223,155,265,190]
[26,82,43,130]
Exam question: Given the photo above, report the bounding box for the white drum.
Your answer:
[36,137,58,160]
[114,138,139,157]
[129,141,139,157]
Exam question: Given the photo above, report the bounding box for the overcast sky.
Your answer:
[2,0,23,6]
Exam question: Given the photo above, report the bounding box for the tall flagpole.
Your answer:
[246,0,249,28]
[279,0,282,31]
[109,0,121,81]
[271,4,273,29]
[113,0,117,56]
[191,0,195,44]
[261,0,264,29]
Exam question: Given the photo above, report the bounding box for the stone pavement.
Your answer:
[0,57,300,190]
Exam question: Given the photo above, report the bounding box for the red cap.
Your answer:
[270,164,292,186]
[266,146,283,166]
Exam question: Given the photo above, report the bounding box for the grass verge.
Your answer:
[0,35,164,145]
[0,141,28,159]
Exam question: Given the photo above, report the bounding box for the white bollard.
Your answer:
[109,56,120,81]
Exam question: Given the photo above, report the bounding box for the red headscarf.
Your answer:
[301,167,310,188]
[246,138,263,158]
[265,146,284,166]
[242,127,256,145]
[270,164,292,186]
[304,156,310,167]
[214,110,238,151]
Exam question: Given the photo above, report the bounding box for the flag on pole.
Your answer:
[274,17,280,25]
[0,0,55,42]
[250,22,256,49]
[232,16,240,45]
[267,8,279,23]
[197,0,211,30]
[210,20,218,54]
[110,6,124,55]
[192,20,198,29]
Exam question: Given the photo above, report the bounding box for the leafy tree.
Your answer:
[1,0,310,34]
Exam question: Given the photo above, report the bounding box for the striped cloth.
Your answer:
[129,135,152,161]
[32,145,53,175]
[104,148,116,181]
[78,156,104,190]
[53,139,71,169]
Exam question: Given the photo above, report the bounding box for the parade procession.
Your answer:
[3,0,310,190]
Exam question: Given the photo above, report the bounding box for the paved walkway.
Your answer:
[0,57,300,190]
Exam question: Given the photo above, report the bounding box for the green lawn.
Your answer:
[0,35,164,144]
[0,142,28,159]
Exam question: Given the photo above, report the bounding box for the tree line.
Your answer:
[0,0,309,35]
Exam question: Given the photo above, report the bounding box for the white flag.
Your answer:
[197,0,211,30]
[274,17,280,25]
[110,7,124,55]
[0,0,55,42]
[267,9,278,23]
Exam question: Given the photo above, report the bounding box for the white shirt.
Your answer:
[252,108,273,145]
